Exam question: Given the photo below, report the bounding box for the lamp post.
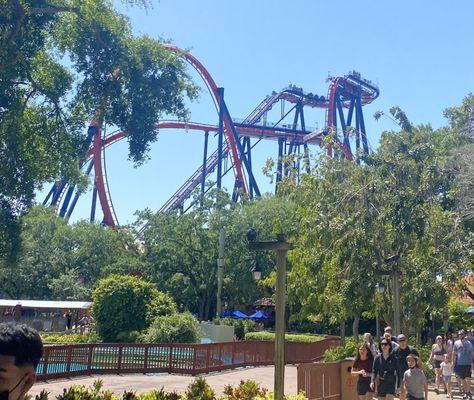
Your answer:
[216,228,225,317]
[375,281,386,340]
[248,230,293,400]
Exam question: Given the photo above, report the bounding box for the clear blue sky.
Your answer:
[53,0,474,225]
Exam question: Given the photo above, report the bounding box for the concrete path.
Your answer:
[31,366,298,398]
[31,367,473,399]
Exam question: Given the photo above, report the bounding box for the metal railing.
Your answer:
[36,337,340,380]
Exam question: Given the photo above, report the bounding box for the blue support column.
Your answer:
[217,88,225,190]
[200,130,209,206]
[336,98,351,152]
[355,106,361,161]
[66,160,94,219]
[244,137,253,198]
[90,183,98,223]
[276,136,284,189]
[356,97,369,154]
[346,98,355,127]
[221,101,260,197]
[300,108,310,174]
[42,184,57,205]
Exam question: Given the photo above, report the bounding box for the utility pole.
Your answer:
[248,234,293,400]
[216,228,225,317]
[393,269,401,335]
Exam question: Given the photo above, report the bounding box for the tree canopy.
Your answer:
[0,0,197,263]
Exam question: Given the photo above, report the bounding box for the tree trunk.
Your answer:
[198,297,206,321]
[352,315,360,343]
[204,294,211,321]
[340,320,346,347]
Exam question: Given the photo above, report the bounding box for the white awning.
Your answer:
[0,299,92,310]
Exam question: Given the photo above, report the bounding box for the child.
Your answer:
[404,354,428,400]
[440,354,453,398]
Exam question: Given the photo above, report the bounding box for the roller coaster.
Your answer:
[43,45,379,228]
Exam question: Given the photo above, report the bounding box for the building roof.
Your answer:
[0,299,92,310]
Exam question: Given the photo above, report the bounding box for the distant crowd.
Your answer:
[352,327,474,400]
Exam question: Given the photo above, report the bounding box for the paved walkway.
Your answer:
[31,366,298,397]
[31,367,472,399]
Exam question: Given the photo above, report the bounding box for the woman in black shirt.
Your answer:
[371,338,399,400]
[352,343,375,399]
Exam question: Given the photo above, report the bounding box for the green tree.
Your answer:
[0,0,197,264]
[283,104,471,338]
[0,205,143,299]
[141,312,200,343]
[92,274,176,342]
[138,190,296,320]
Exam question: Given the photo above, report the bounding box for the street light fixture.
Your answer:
[375,281,386,294]
[373,255,401,335]
[251,261,262,281]
[374,281,386,340]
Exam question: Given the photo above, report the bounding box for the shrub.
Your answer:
[244,331,324,343]
[92,274,177,342]
[214,318,256,340]
[183,377,215,400]
[141,312,200,344]
[222,380,267,400]
[40,332,100,344]
[323,337,357,362]
[26,378,309,400]
[136,389,179,400]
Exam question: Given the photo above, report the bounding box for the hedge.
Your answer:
[244,331,325,342]
[40,332,100,344]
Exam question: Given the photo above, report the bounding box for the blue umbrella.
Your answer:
[249,311,269,319]
[232,310,251,319]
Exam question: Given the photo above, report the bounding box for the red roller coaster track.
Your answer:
[47,46,379,228]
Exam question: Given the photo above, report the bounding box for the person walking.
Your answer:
[382,326,398,344]
[371,338,399,400]
[428,335,448,394]
[363,332,377,357]
[453,329,473,400]
[403,354,428,400]
[352,343,375,400]
[440,353,454,399]
[392,334,419,400]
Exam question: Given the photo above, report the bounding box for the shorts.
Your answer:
[357,379,373,396]
[442,375,451,383]
[377,379,396,397]
[407,395,424,400]
[434,359,442,369]
[454,364,472,379]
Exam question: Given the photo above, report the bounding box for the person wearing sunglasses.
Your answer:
[393,334,420,400]
[371,339,399,400]
[453,329,473,400]
[0,323,43,400]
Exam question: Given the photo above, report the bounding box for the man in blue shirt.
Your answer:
[453,329,474,400]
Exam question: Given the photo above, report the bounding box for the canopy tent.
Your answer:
[249,311,269,319]
[0,299,91,310]
[231,310,251,319]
